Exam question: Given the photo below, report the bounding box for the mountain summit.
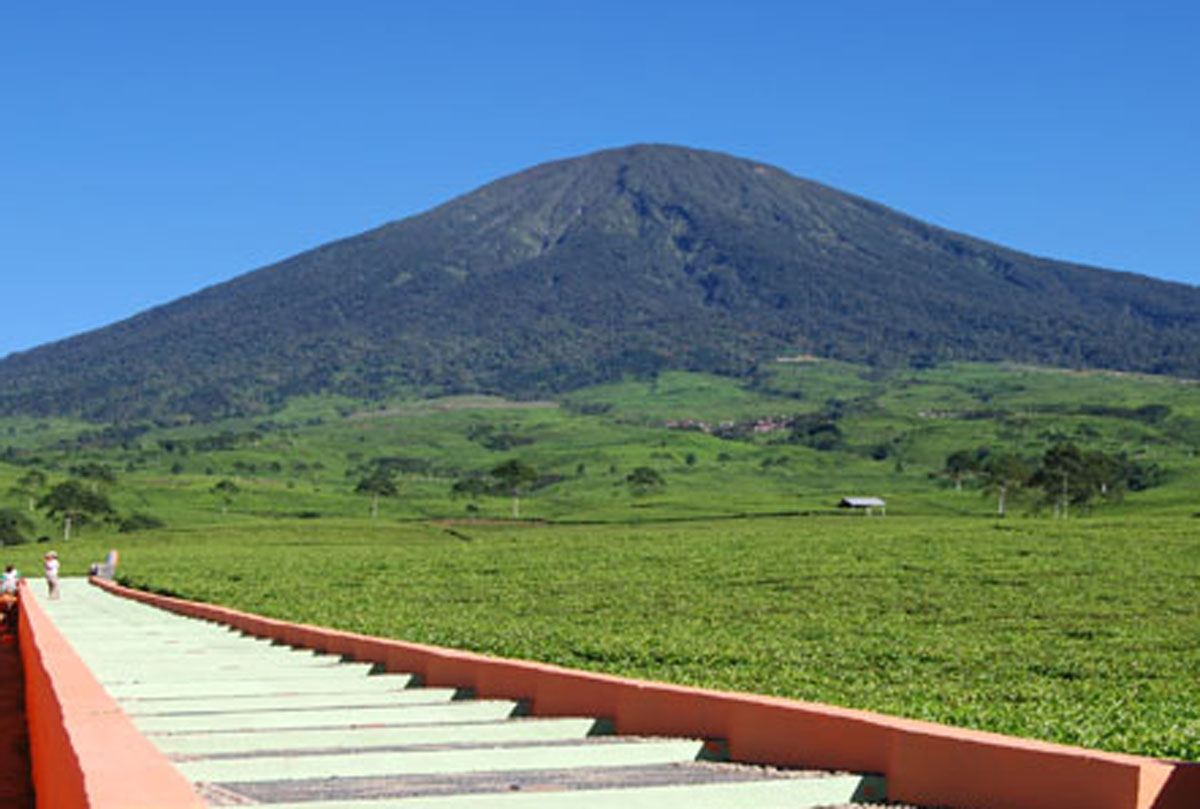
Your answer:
[3,144,1198,420]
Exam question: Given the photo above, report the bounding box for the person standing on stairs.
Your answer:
[44,551,60,599]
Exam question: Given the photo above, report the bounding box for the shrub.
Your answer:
[118,512,166,533]
[0,507,35,545]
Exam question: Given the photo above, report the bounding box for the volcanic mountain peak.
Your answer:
[2,144,1197,421]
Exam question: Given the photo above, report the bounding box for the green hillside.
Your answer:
[3,145,1200,421]
[3,361,1198,762]
[2,360,1197,538]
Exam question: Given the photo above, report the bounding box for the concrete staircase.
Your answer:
[40,579,888,808]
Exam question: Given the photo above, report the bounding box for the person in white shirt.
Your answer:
[44,551,60,599]
[0,564,17,630]
[0,565,18,595]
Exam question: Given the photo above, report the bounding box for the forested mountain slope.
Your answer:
[2,144,1198,421]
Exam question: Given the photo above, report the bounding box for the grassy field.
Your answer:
[46,514,1193,762]
[2,361,1198,761]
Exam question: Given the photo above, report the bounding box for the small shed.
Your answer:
[839,496,886,516]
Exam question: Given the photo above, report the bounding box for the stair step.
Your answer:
[204,770,885,808]
[177,738,713,783]
[121,687,461,716]
[133,699,526,733]
[108,672,418,700]
[156,717,610,757]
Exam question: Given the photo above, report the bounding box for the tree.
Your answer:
[626,466,666,496]
[1123,455,1166,492]
[1084,449,1127,502]
[0,508,35,545]
[8,468,46,511]
[790,418,844,452]
[1029,442,1102,518]
[943,450,978,492]
[37,479,115,539]
[210,479,240,514]
[69,461,118,490]
[450,474,492,501]
[979,453,1030,517]
[489,459,539,518]
[355,470,397,519]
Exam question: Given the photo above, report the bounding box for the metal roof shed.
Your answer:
[839,496,886,515]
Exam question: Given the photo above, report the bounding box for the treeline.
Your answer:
[943,443,1166,517]
[0,465,164,546]
[157,430,265,454]
[921,403,1172,425]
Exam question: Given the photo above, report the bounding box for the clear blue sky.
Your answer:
[2,1,1196,359]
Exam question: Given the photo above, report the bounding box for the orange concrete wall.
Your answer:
[91,577,1198,809]
[20,582,206,809]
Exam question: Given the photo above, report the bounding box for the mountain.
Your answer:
[3,144,1199,422]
